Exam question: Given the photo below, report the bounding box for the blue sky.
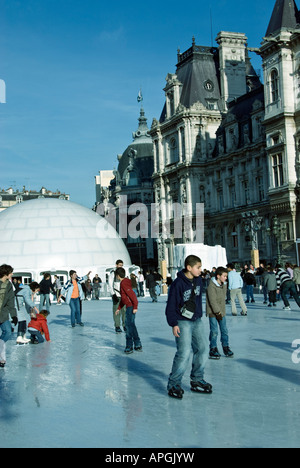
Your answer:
[0,0,277,208]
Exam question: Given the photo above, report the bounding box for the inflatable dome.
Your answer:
[0,198,131,282]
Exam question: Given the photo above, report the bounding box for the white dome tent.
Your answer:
[0,198,133,290]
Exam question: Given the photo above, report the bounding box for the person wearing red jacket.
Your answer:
[115,267,142,354]
[28,310,51,343]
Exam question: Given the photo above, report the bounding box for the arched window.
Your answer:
[270,69,279,103]
[169,137,178,164]
[125,170,139,186]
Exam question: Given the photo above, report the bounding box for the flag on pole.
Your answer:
[137,89,143,103]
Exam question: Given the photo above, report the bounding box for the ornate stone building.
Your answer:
[150,0,300,269]
[95,107,156,270]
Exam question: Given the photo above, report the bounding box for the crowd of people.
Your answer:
[165,257,300,399]
[0,257,299,400]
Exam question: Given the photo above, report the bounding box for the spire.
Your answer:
[266,0,300,36]
[132,107,151,142]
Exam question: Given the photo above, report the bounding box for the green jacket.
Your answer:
[206,278,227,318]
[0,280,17,324]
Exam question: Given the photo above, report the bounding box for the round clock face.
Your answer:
[204,80,214,92]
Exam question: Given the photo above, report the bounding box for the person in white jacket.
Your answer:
[60,270,91,327]
[227,263,248,316]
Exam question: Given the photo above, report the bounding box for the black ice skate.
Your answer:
[190,380,213,394]
[223,346,234,358]
[209,347,221,359]
[168,385,185,399]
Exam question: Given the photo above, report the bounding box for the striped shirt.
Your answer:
[276,269,292,288]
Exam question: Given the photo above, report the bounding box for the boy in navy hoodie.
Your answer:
[166,255,212,399]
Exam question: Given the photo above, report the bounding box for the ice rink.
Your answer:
[0,292,299,448]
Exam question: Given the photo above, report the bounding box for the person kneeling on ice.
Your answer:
[115,267,142,354]
[165,255,212,399]
[206,267,234,359]
[28,310,51,344]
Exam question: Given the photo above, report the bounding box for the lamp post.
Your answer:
[156,237,168,294]
[241,210,263,267]
[266,215,286,265]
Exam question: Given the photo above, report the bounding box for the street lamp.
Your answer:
[266,215,286,265]
[241,210,263,267]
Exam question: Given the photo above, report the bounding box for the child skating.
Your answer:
[115,267,142,354]
[166,255,212,399]
[206,267,234,359]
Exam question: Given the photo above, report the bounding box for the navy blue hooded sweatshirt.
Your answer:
[165,270,203,327]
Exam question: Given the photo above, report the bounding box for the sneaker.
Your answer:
[283,306,291,310]
[268,303,272,307]
[241,310,248,316]
[115,327,122,333]
[251,299,255,303]
[223,346,234,358]
[134,346,143,352]
[124,347,133,354]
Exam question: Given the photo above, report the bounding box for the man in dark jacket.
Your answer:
[39,273,55,312]
[165,255,212,399]
[0,264,18,368]
[146,271,157,302]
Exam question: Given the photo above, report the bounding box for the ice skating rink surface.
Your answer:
[0,293,299,448]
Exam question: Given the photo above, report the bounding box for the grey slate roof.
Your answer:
[266,0,300,36]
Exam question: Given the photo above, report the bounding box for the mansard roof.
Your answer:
[175,43,221,109]
[266,0,300,36]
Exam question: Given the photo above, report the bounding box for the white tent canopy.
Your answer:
[173,243,228,274]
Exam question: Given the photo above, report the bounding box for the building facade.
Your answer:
[0,186,69,213]
[150,0,300,270]
[95,107,157,271]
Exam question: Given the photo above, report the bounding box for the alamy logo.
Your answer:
[0,79,6,103]
[291,339,300,364]
[96,196,204,242]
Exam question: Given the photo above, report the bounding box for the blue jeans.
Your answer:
[39,294,51,312]
[246,285,254,301]
[0,321,12,363]
[125,306,141,349]
[281,281,300,307]
[0,320,12,343]
[28,329,44,343]
[168,318,208,390]
[69,298,82,326]
[209,316,229,349]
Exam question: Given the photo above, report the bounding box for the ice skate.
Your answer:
[209,347,221,360]
[190,380,213,394]
[168,385,184,399]
[223,346,234,358]
[16,335,28,345]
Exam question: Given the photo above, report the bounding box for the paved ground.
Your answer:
[0,292,299,448]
